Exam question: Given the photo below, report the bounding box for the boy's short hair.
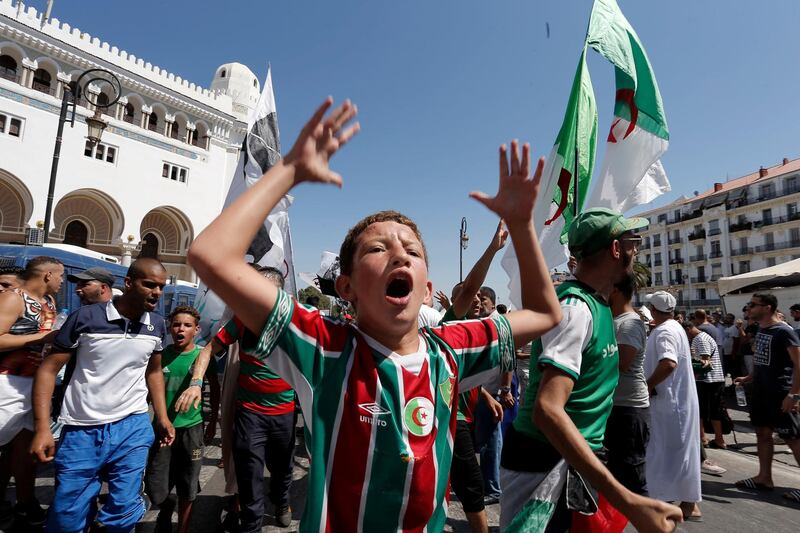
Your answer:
[255,265,285,289]
[339,211,427,276]
[169,305,201,325]
[21,256,62,280]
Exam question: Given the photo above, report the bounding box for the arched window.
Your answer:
[139,233,159,259]
[189,129,199,146]
[123,103,135,123]
[0,55,17,81]
[32,68,52,94]
[220,69,226,78]
[63,220,88,248]
[148,113,158,132]
[96,92,110,109]
[170,122,180,140]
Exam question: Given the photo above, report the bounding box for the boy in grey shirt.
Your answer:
[605,275,650,495]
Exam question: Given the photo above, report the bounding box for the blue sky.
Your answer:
[45,0,800,305]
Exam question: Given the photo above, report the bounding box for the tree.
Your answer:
[632,261,650,290]
[297,286,331,310]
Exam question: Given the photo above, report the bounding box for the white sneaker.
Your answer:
[701,459,727,475]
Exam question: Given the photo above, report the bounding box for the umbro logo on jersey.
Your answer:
[358,403,391,416]
[358,402,390,427]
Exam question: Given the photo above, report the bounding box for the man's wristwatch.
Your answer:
[789,393,800,402]
[189,378,203,388]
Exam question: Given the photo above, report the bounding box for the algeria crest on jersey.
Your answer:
[438,377,455,408]
[403,397,435,437]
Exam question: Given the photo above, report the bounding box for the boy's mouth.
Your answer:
[175,333,186,342]
[385,272,413,306]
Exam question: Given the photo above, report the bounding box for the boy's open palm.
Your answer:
[283,97,360,187]
[470,140,544,226]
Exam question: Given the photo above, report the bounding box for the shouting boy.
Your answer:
[146,305,220,533]
[188,98,563,531]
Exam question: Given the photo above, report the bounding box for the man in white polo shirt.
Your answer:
[30,258,175,533]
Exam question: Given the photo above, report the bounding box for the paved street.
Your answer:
[3,402,799,532]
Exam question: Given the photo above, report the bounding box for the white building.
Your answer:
[635,157,800,311]
[0,0,261,280]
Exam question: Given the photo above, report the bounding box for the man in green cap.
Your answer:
[500,208,683,532]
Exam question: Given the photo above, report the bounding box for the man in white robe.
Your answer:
[643,291,702,521]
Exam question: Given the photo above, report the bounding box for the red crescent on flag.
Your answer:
[608,88,638,143]
[412,406,427,427]
[544,168,574,225]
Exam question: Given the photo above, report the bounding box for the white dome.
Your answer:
[210,62,261,119]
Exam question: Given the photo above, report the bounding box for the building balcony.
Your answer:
[758,214,800,228]
[786,184,800,195]
[691,276,707,283]
[688,230,706,241]
[640,242,651,250]
[710,273,723,281]
[31,81,56,96]
[709,250,723,259]
[754,240,800,253]
[669,257,684,265]
[689,253,706,262]
[653,260,663,267]
[668,236,682,245]
[682,210,703,222]
[730,247,753,257]
[692,298,722,307]
[729,221,752,233]
[708,228,722,236]
[652,240,662,247]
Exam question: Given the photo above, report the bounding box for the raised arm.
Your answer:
[451,220,507,318]
[188,98,359,335]
[470,141,562,343]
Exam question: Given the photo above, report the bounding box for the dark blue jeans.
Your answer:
[233,407,296,533]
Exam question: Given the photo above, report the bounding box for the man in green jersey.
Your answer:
[145,305,219,533]
[500,208,683,531]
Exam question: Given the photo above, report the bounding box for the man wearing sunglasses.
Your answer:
[734,293,800,504]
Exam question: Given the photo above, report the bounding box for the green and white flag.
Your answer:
[585,0,671,212]
[504,0,669,309]
[502,49,597,305]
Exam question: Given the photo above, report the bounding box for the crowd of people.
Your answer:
[0,98,797,532]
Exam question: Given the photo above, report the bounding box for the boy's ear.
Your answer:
[425,280,433,301]
[335,275,355,303]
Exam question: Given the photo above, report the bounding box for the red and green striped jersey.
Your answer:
[253,289,515,532]
[215,316,295,416]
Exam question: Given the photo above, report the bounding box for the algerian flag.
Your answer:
[585,0,671,212]
[195,66,297,344]
[502,49,597,307]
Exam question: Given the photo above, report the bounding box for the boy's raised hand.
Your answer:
[283,97,360,187]
[470,140,544,226]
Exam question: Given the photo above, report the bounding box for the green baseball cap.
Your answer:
[568,207,648,259]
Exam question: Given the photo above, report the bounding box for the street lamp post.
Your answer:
[459,217,469,282]
[43,68,121,243]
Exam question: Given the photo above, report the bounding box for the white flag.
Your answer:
[195,66,296,344]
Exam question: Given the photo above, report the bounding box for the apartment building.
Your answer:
[634,158,800,310]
